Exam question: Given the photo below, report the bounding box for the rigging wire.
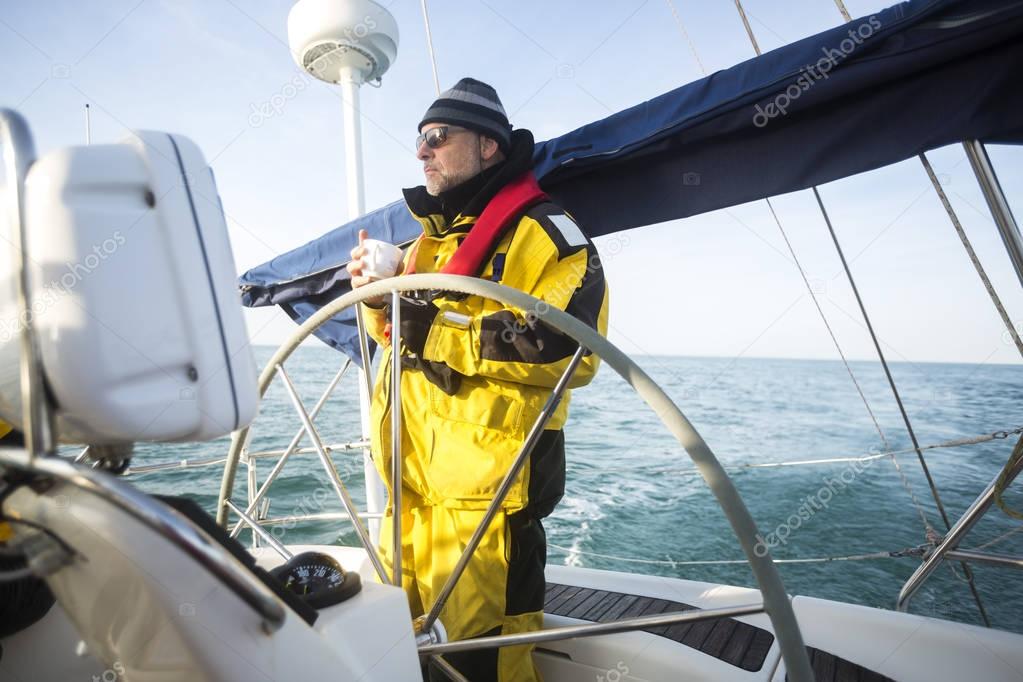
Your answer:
[672,1,897,475]
[821,0,995,625]
[731,0,943,540]
[732,0,762,54]
[833,0,853,23]
[731,0,947,545]
[663,0,706,75]
[420,0,442,96]
[669,2,897,471]
[809,189,994,624]
[917,153,1023,359]
[762,199,893,455]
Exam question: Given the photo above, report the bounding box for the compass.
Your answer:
[269,551,362,609]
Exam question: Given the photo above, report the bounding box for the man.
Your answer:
[348,78,609,682]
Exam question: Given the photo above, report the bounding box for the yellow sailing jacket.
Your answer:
[364,191,609,513]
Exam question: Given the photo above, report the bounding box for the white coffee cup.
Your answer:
[360,239,403,279]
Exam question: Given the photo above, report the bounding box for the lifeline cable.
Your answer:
[122,425,1023,477]
[969,521,1023,552]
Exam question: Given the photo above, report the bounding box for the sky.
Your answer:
[2,0,1022,366]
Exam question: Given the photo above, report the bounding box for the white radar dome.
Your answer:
[288,0,399,84]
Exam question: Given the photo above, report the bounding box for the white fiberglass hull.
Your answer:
[7,542,1019,682]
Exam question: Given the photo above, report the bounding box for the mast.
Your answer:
[288,0,399,545]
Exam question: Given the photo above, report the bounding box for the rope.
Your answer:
[918,153,1023,359]
[549,542,926,567]
[664,0,706,75]
[993,433,1023,520]
[969,523,1023,552]
[832,0,853,22]
[419,0,442,96]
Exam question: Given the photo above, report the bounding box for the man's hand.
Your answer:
[346,229,403,308]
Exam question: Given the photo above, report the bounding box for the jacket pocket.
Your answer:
[425,381,529,507]
[429,380,524,436]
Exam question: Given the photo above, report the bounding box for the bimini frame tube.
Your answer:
[0,109,54,462]
[963,140,1023,291]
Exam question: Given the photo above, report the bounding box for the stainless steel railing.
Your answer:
[897,447,1023,612]
[0,450,288,632]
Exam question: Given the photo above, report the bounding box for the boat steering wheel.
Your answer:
[217,273,815,682]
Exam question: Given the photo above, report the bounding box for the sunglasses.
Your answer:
[415,126,470,151]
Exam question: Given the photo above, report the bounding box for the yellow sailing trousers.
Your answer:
[380,492,547,682]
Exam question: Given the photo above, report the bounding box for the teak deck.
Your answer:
[543,583,896,681]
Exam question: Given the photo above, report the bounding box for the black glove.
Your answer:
[394,297,439,357]
[401,355,463,396]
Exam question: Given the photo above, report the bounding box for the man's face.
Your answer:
[417,123,481,196]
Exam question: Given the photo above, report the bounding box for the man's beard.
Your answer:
[426,167,475,196]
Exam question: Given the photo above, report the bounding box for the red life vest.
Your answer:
[382,171,548,342]
[405,171,549,277]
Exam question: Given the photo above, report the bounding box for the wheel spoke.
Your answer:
[419,346,585,633]
[228,360,350,539]
[429,655,471,682]
[276,364,390,584]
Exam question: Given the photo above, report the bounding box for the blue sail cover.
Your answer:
[240,0,1023,366]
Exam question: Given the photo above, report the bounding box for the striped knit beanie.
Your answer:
[418,78,512,153]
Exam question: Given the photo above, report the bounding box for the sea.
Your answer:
[130,346,1023,635]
